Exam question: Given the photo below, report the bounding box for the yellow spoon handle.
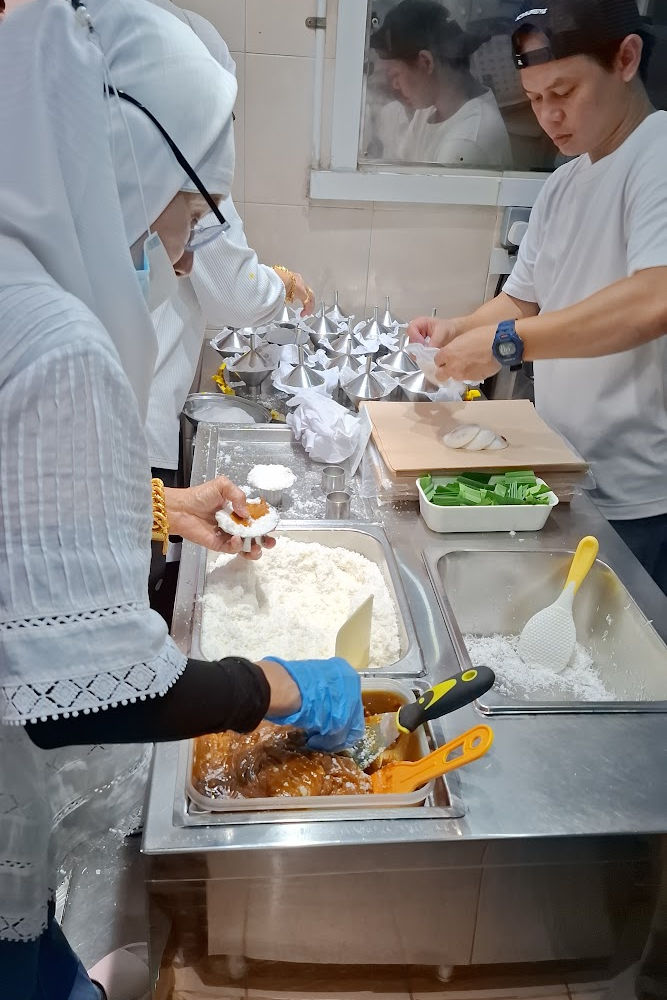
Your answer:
[373,725,493,794]
[563,535,599,596]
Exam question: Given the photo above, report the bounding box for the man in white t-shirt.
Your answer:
[408,0,667,593]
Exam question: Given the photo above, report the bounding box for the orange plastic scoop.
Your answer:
[370,724,493,794]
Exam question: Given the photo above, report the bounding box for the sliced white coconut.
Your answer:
[487,434,509,450]
[464,427,498,451]
[443,424,480,449]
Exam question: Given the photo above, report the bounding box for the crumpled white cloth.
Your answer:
[286,391,371,467]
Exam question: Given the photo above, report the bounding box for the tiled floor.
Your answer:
[166,959,614,1000]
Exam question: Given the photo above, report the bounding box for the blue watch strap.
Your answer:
[493,320,524,369]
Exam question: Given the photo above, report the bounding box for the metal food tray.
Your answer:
[424,544,667,714]
[186,678,434,812]
[190,523,423,676]
[208,423,372,521]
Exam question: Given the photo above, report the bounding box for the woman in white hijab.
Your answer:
[145,0,315,484]
[0,2,363,997]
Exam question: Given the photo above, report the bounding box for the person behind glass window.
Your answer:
[370,0,512,168]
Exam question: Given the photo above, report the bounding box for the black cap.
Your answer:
[512,0,643,69]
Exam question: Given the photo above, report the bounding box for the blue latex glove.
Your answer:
[264,656,365,752]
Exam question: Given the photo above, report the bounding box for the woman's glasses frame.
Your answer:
[105,86,230,252]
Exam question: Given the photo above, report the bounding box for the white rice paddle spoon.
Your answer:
[335,596,374,671]
[518,536,599,673]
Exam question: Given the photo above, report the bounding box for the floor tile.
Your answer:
[566,979,610,998]
[243,959,412,1000]
[409,975,572,1000]
[246,992,410,1000]
[410,989,569,999]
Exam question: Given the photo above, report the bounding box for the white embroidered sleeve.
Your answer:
[189,198,286,329]
[0,290,186,724]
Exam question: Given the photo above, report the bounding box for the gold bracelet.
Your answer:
[151,478,169,555]
[273,265,296,304]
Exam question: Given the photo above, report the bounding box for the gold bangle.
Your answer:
[273,265,296,304]
[151,478,169,555]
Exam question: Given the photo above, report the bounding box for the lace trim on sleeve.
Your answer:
[1,627,186,725]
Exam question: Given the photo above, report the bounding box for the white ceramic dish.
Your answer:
[416,475,558,533]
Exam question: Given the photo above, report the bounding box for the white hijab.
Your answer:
[0,0,236,945]
[0,0,236,420]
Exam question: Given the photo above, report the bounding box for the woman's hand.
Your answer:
[164,477,277,558]
[262,656,365,752]
[273,266,316,317]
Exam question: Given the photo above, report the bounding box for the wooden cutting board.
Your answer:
[363,400,588,477]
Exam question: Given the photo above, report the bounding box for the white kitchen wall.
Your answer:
[179,0,498,319]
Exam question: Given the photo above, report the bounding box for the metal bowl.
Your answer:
[182,393,271,427]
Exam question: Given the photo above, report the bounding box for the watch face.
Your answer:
[499,342,515,357]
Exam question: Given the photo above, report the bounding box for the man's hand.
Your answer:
[407,315,463,348]
[434,325,500,382]
[164,477,277,559]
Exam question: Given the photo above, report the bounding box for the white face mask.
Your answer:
[135,231,178,311]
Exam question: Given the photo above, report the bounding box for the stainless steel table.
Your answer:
[143,423,667,989]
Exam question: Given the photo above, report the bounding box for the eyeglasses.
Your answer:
[104,86,230,238]
[184,221,228,252]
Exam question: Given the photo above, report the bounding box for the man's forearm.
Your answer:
[517,268,667,360]
[455,291,538,334]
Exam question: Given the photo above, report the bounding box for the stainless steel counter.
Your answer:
[142,423,667,983]
[144,425,667,854]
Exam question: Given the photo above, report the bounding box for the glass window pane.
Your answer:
[360,0,667,173]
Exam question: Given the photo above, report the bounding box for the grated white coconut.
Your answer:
[247,464,296,491]
[463,632,613,702]
[200,536,401,668]
[215,502,280,539]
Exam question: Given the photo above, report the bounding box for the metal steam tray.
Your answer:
[424,544,667,714]
[175,675,463,827]
[189,522,423,676]
[206,423,372,522]
[186,678,434,813]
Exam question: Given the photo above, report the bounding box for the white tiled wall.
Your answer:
[180,0,497,319]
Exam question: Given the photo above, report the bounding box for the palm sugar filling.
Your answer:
[191,692,420,799]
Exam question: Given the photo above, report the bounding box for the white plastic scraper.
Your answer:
[518,535,599,673]
[335,596,374,671]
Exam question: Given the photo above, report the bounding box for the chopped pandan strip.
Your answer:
[458,472,492,485]
[456,477,491,491]
[459,484,484,502]
[419,475,433,492]
[430,495,463,506]
[504,471,538,484]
